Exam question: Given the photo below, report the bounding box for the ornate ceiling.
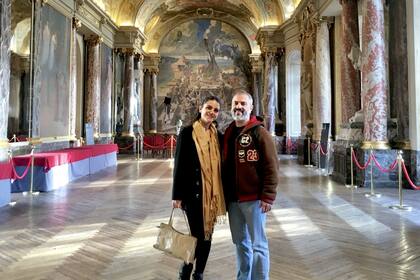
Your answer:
[92,0,301,53]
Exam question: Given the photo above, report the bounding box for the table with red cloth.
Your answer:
[11,144,118,192]
[0,161,12,207]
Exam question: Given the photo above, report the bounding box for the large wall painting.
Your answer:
[33,4,70,138]
[158,19,251,132]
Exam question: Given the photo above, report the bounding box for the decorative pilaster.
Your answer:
[0,0,11,147]
[135,54,144,133]
[85,35,102,139]
[389,0,409,148]
[256,26,282,135]
[69,18,81,139]
[340,0,361,123]
[249,54,263,116]
[262,50,278,135]
[143,69,152,133]
[122,48,135,136]
[313,20,332,141]
[144,54,160,133]
[360,0,388,149]
[298,1,317,136]
[150,69,158,133]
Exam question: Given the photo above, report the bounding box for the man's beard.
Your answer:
[231,108,250,121]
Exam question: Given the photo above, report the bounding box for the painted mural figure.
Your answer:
[158,19,251,132]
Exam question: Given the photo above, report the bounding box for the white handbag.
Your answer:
[153,208,197,264]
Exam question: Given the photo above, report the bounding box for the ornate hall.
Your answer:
[1,0,420,279]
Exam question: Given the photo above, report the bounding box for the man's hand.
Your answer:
[260,201,272,213]
[172,200,182,208]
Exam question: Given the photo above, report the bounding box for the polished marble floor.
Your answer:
[1,155,420,279]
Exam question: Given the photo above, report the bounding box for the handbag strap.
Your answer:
[169,208,193,236]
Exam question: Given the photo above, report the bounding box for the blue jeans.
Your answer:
[228,201,269,280]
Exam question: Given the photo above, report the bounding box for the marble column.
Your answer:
[360,0,388,149]
[135,55,144,133]
[150,69,158,133]
[31,0,42,138]
[340,0,361,122]
[252,70,262,116]
[389,0,409,148]
[262,51,278,135]
[143,69,151,133]
[69,18,81,139]
[85,36,101,138]
[313,21,332,141]
[406,0,420,185]
[0,0,11,145]
[122,50,134,136]
[250,55,263,116]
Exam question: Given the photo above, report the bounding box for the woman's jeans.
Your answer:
[228,200,269,280]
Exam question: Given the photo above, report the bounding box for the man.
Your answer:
[223,89,278,280]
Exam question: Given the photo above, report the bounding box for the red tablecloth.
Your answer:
[12,144,118,172]
[0,161,12,180]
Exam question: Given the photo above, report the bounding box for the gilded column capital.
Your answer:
[87,35,102,46]
[121,48,135,57]
[249,54,263,73]
[135,53,144,61]
[144,53,160,74]
[72,17,82,30]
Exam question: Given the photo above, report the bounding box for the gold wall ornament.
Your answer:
[196,8,214,17]
[87,35,102,46]
[361,141,390,150]
[72,17,82,30]
[41,0,48,6]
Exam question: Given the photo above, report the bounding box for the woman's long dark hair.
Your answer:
[194,95,222,122]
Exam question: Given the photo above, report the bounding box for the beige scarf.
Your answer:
[192,121,226,240]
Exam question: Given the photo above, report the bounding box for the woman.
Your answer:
[172,96,226,280]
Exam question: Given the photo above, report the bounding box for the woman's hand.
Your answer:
[172,200,182,208]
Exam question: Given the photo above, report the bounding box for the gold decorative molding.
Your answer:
[361,141,390,150]
[115,26,146,56]
[144,53,161,73]
[87,35,103,46]
[196,8,214,17]
[256,26,284,54]
[249,54,263,73]
[41,0,48,6]
[72,17,82,30]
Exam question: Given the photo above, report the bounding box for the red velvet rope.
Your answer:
[351,149,372,170]
[118,142,135,150]
[402,161,420,190]
[370,154,398,173]
[10,157,32,180]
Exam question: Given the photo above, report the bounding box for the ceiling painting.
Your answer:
[89,0,301,53]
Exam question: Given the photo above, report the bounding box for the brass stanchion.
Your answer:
[135,135,139,161]
[8,150,17,206]
[304,136,313,167]
[364,147,381,198]
[139,134,144,161]
[318,140,321,170]
[346,144,357,189]
[24,145,39,196]
[389,151,412,211]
